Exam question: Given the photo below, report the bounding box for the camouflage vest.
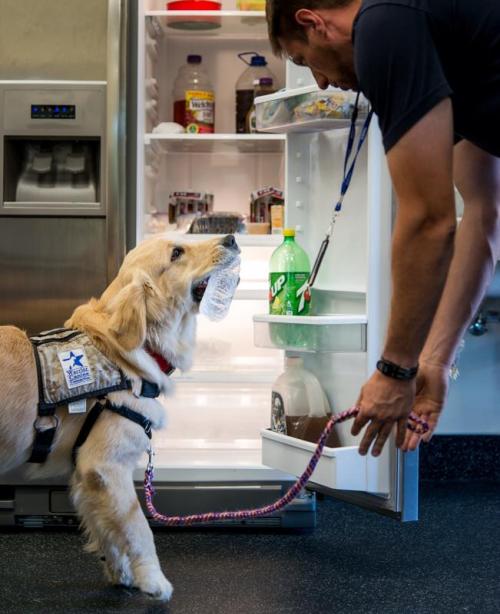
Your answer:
[30,328,129,416]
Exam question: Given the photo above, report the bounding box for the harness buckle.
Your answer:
[33,414,60,433]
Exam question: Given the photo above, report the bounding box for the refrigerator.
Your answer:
[0,0,418,527]
[132,0,418,526]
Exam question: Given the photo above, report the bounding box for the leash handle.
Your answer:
[144,409,428,527]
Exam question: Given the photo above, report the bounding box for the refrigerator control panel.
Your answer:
[31,104,76,120]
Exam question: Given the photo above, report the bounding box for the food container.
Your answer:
[256,86,369,133]
[247,222,270,235]
[166,1,222,30]
[237,1,266,10]
[188,212,246,235]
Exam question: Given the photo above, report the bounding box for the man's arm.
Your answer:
[383,98,457,366]
[352,99,457,456]
[420,140,500,368]
[402,141,500,451]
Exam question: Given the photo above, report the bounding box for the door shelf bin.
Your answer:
[261,429,366,492]
[253,314,367,353]
[255,85,369,134]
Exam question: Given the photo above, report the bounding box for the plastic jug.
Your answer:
[271,356,341,447]
[173,55,215,133]
[236,52,276,133]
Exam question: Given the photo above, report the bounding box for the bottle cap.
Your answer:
[250,54,267,67]
[187,55,202,64]
[283,229,295,237]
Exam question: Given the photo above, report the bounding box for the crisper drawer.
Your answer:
[261,429,366,492]
[253,314,367,353]
[255,85,369,134]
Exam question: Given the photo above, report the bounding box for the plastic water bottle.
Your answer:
[200,258,240,321]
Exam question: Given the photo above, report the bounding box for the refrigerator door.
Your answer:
[255,64,419,521]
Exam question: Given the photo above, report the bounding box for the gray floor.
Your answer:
[0,481,499,614]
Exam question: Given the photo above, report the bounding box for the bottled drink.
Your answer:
[247,77,276,133]
[236,53,276,134]
[269,229,311,316]
[173,55,215,134]
[200,258,240,321]
[270,356,341,447]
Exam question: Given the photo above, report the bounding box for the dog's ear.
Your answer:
[108,272,157,352]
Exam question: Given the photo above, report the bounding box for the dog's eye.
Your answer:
[171,246,185,262]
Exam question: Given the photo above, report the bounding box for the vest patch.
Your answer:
[58,347,94,389]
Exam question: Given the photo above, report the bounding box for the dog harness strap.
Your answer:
[71,402,106,465]
[27,416,60,464]
[71,401,152,466]
[104,402,153,439]
[140,380,161,399]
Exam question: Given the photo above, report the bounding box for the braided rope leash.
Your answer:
[143,408,429,527]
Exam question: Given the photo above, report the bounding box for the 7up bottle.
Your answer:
[269,229,311,316]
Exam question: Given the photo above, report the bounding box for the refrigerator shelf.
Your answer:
[255,84,368,134]
[145,133,286,154]
[147,11,268,39]
[261,429,367,492]
[253,314,368,353]
[144,231,282,247]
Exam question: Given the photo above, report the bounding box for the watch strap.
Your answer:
[376,358,418,381]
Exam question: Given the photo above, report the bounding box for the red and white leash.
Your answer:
[143,408,429,527]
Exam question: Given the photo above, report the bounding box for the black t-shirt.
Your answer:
[353,0,500,155]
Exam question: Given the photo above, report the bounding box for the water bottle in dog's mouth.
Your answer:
[200,258,241,321]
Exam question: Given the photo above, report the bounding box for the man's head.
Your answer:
[266,0,361,90]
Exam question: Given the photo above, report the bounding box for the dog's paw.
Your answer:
[136,570,173,601]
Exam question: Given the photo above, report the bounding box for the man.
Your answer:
[266,0,500,456]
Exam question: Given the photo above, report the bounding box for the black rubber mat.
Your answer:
[0,481,498,614]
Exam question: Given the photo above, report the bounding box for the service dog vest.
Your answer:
[30,328,129,416]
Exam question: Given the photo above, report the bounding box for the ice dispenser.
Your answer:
[0,82,120,334]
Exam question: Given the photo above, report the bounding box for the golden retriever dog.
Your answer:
[0,234,240,601]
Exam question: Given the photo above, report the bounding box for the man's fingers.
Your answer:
[358,420,382,456]
[351,413,369,437]
[396,418,407,449]
[371,423,394,457]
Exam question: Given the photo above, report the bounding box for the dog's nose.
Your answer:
[221,235,238,251]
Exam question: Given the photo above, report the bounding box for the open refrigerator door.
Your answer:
[134,0,419,527]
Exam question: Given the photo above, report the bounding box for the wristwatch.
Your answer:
[376,357,419,381]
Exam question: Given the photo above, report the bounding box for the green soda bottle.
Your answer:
[269,229,311,316]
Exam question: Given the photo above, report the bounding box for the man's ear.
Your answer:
[295,8,323,31]
[108,273,157,352]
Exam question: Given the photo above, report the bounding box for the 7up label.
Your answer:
[269,272,311,315]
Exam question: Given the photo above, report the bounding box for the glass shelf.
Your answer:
[253,313,368,353]
[145,133,286,154]
[144,231,283,248]
[147,11,268,39]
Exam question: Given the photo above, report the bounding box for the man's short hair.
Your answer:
[266,0,354,55]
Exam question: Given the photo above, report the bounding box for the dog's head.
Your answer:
[67,235,240,376]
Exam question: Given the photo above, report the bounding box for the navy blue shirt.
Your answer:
[353,0,500,155]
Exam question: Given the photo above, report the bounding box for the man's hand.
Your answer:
[351,370,416,456]
[402,362,448,452]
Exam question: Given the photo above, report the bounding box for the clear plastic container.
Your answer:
[256,87,369,133]
[173,55,215,133]
[236,53,276,134]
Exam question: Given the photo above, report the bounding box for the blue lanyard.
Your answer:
[308,93,374,289]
